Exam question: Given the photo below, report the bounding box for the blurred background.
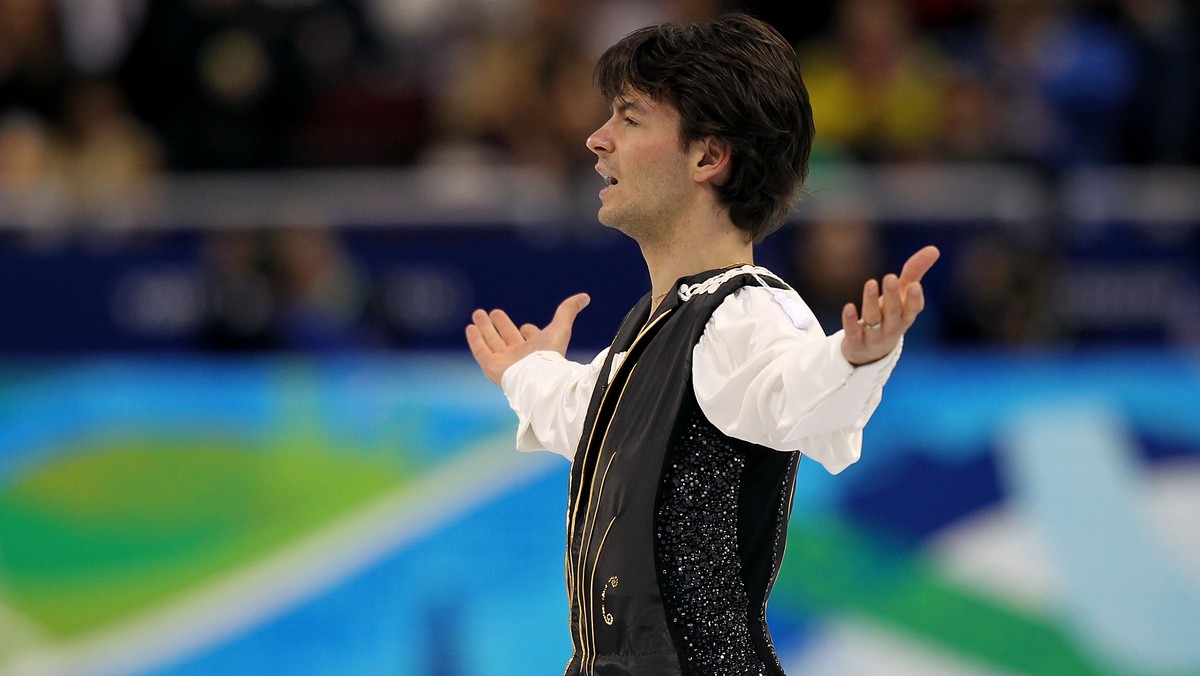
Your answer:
[1,0,1198,674]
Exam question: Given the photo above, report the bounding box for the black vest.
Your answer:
[564,267,801,676]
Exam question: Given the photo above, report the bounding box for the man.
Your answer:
[466,13,939,676]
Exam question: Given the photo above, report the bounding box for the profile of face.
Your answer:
[586,89,697,243]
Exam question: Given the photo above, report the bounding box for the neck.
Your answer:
[641,222,754,309]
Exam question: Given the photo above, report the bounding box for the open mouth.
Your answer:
[597,165,618,187]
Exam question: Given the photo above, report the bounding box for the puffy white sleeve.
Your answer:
[692,286,901,474]
[499,348,608,460]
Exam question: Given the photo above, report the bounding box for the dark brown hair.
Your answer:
[594,13,815,243]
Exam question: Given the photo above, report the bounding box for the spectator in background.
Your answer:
[425,0,608,175]
[979,0,1138,170]
[1118,0,1200,165]
[932,65,1005,161]
[0,0,71,124]
[115,0,311,169]
[786,214,886,336]
[281,0,431,166]
[60,77,163,229]
[54,0,144,76]
[583,0,729,58]
[196,220,380,352]
[268,224,376,351]
[937,230,1058,345]
[0,0,74,236]
[734,0,835,47]
[798,0,950,163]
[196,229,279,351]
[425,0,730,176]
[1,0,166,238]
[0,110,71,235]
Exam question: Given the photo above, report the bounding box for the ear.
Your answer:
[692,136,732,187]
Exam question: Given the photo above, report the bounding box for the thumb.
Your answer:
[548,293,590,331]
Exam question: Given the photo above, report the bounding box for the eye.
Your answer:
[622,116,639,127]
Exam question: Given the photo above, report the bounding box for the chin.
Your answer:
[596,207,619,230]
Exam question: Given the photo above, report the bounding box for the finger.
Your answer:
[880,274,902,329]
[520,323,540,340]
[898,245,941,287]
[465,324,492,363]
[489,309,524,345]
[472,308,505,351]
[900,281,925,326]
[841,301,861,336]
[841,302,870,361]
[548,293,591,332]
[859,279,881,326]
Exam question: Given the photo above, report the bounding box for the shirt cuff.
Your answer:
[501,350,568,453]
[838,332,903,428]
[842,332,904,373]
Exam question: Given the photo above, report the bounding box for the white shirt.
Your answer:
[500,277,901,475]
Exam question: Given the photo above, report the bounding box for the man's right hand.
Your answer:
[465,293,591,385]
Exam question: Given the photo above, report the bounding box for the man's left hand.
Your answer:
[840,245,940,366]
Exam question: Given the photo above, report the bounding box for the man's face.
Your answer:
[586,89,695,242]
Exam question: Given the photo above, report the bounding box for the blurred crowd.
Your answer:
[2,0,1199,351]
[5,0,1198,175]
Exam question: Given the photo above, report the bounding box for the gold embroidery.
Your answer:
[600,576,619,626]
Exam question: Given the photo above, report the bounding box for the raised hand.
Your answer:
[840,245,940,366]
[466,293,591,385]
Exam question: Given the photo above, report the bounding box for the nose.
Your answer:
[587,121,613,156]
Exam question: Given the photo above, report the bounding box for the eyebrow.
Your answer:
[614,99,648,116]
